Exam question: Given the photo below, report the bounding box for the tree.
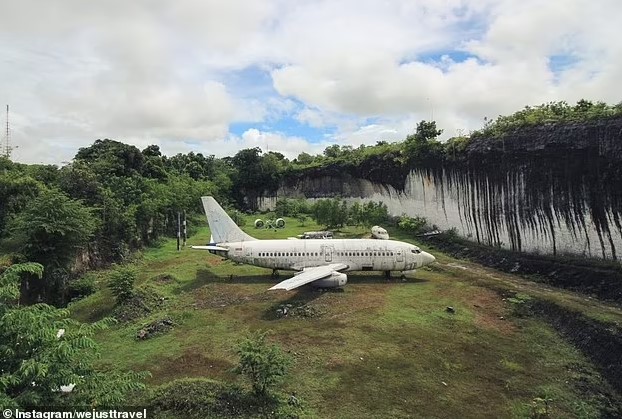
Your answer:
[75,139,145,179]
[360,201,390,227]
[398,215,428,234]
[312,199,347,229]
[295,152,314,165]
[230,148,284,209]
[349,202,363,226]
[8,188,98,304]
[404,120,444,163]
[0,172,42,237]
[323,144,342,159]
[412,120,443,142]
[0,263,147,408]
[234,331,290,397]
[57,162,102,205]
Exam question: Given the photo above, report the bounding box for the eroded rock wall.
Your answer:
[259,118,622,260]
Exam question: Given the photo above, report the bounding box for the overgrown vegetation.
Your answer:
[0,263,148,408]
[474,100,622,139]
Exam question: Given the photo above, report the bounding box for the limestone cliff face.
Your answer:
[259,118,622,260]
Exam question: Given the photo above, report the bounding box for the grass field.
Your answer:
[69,216,622,418]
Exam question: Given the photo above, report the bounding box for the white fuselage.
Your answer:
[216,238,429,272]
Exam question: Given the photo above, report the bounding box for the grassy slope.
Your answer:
[70,217,622,418]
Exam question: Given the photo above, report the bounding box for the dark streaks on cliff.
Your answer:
[454,118,622,259]
[267,117,622,260]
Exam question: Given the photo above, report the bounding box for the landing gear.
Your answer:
[384,270,391,279]
[271,269,279,278]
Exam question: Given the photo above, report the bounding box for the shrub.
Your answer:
[108,266,137,304]
[398,215,428,234]
[68,275,96,300]
[234,331,291,397]
[148,378,301,418]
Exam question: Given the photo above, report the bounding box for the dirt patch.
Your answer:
[191,287,272,310]
[325,283,389,320]
[149,349,235,384]
[470,288,516,335]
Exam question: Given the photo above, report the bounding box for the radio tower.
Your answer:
[3,104,13,159]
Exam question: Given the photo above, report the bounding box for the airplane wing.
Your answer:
[191,245,229,252]
[269,263,348,291]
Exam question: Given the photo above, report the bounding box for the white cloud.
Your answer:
[1,0,621,164]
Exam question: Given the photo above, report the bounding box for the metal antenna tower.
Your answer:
[3,104,14,159]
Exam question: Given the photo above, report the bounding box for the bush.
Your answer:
[148,378,302,418]
[398,215,428,234]
[108,266,137,304]
[234,331,291,397]
[67,275,96,300]
[149,378,237,418]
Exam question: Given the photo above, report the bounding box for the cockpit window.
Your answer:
[411,249,421,254]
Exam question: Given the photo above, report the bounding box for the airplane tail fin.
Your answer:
[201,196,257,243]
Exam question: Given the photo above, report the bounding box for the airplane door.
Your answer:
[324,246,333,262]
[396,250,404,262]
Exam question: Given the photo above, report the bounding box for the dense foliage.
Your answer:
[0,263,147,408]
[474,100,622,139]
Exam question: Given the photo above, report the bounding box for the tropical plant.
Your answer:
[0,262,148,408]
[234,331,291,397]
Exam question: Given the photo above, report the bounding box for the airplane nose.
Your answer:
[420,251,436,266]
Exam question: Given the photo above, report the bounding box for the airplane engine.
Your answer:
[254,219,264,228]
[312,272,348,288]
[275,218,285,228]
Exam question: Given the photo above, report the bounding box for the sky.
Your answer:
[1,0,621,165]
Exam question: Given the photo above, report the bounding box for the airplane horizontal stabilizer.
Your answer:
[191,245,229,252]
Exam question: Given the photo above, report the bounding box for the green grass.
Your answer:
[68,215,622,418]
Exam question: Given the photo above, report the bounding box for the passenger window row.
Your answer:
[258,252,319,257]
[256,251,394,257]
[335,251,393,257]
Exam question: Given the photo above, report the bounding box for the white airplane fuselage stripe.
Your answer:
[219,238,420,272]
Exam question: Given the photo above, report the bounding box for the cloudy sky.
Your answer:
[1,0,621,164]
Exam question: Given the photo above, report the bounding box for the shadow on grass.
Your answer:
[179,267,430,294]
[346,274,429,285]
[173,268,231,294]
